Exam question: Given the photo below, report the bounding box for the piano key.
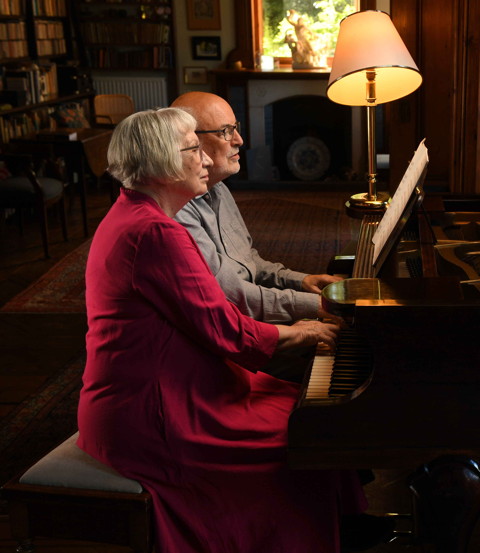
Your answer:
[304,328,372,401]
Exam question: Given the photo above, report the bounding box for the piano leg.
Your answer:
[408,456,480,553]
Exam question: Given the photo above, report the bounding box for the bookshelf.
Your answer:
[0,90,92,143]
[0,1,29,61]
[0,0,93,144]
[75,1,174,71]
[1,0,74,64]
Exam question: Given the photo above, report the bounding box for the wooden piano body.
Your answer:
[289,288,480,470]
[288,195,480,471]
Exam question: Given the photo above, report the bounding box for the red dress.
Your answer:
[77,188,366,553]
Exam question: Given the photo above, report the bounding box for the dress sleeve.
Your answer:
[132,221,279,371]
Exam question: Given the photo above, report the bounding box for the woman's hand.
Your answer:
[316,297,346,326]
[275,319,340,352]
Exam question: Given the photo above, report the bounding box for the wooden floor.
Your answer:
[0,182,479,552]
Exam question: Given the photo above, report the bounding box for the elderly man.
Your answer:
[172,92,342,382]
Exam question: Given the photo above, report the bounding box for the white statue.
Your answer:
[284,10,326,69]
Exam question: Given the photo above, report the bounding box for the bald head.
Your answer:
[171,92,243,187]
[171,92,231,128]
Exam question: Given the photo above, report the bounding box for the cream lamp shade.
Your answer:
[327,10,422,106]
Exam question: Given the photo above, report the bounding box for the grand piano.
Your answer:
[287,144,480,551]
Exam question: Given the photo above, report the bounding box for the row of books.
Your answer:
[0,39,27,58]
[36,37,66,56]
[32,0,67,17]
[81,21,170,45]
[0,20,26,40]
[0,39,66,60]
[3,62,58,105]
[0,13,67,61]
[0,0,23,16]
[87,44,173,69]
[35,20,64,40]
[0,107,54,143]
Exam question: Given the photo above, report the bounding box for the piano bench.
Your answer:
[0,432,154,553]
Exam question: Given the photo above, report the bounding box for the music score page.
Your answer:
[372,139,429,265]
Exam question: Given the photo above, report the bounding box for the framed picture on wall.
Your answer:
[191,36,221,60]
[186,0,221,30]
[184,66,208,84]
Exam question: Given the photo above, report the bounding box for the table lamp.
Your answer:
[327,10,422,211]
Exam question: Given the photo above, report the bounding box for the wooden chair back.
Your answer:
[94,94,135,126]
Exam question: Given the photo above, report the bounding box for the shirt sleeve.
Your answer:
[175,187,319,324]
[131,221,279,372]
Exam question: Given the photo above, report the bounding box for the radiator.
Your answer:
[92,76,168,112]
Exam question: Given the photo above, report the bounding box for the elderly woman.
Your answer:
[76,108,370,553]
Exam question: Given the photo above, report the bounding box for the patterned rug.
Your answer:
[0,351,84,486]
[1,239,92,313]
[237,197,352,276]
[0,197,352,313]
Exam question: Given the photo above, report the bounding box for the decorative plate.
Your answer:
[286,136,331,181]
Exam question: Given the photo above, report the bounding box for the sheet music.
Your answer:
[372,139,429,265]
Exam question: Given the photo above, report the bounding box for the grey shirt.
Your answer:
[175,182,319,324]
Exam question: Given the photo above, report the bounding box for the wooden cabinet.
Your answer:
[74,1,174,71]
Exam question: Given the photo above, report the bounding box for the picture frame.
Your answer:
[186,0,221,30]
[191,36,221,61]
[184,66,208,85]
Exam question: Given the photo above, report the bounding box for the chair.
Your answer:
[0,148,68,259]
[94,94,135,126]
[1,432,154,553]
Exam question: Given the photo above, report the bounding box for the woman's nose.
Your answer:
[202,151,213,167]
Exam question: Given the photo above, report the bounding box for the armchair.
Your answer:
[0,147,68,258]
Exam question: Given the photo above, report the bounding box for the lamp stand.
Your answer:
[347,72,390,213]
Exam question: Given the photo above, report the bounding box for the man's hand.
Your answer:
[302,273,343,294]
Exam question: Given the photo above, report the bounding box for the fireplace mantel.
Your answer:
[211,69,362,181]
[212,68,331,80]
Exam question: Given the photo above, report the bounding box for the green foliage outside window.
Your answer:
[263,0,356,59]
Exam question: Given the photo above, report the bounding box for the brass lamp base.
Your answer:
[345,191,390,218]
[349,190,390,208]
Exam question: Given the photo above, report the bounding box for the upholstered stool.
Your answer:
[1,432,153,553]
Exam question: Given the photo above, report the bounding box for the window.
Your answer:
[230,0,369,70]
[262,0,358,63]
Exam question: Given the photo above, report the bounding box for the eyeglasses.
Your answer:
[180,144,202,155]
[196,121,241,141]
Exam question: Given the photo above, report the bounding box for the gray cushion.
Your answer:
[19,432,143,493]
[0,176,63,204]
